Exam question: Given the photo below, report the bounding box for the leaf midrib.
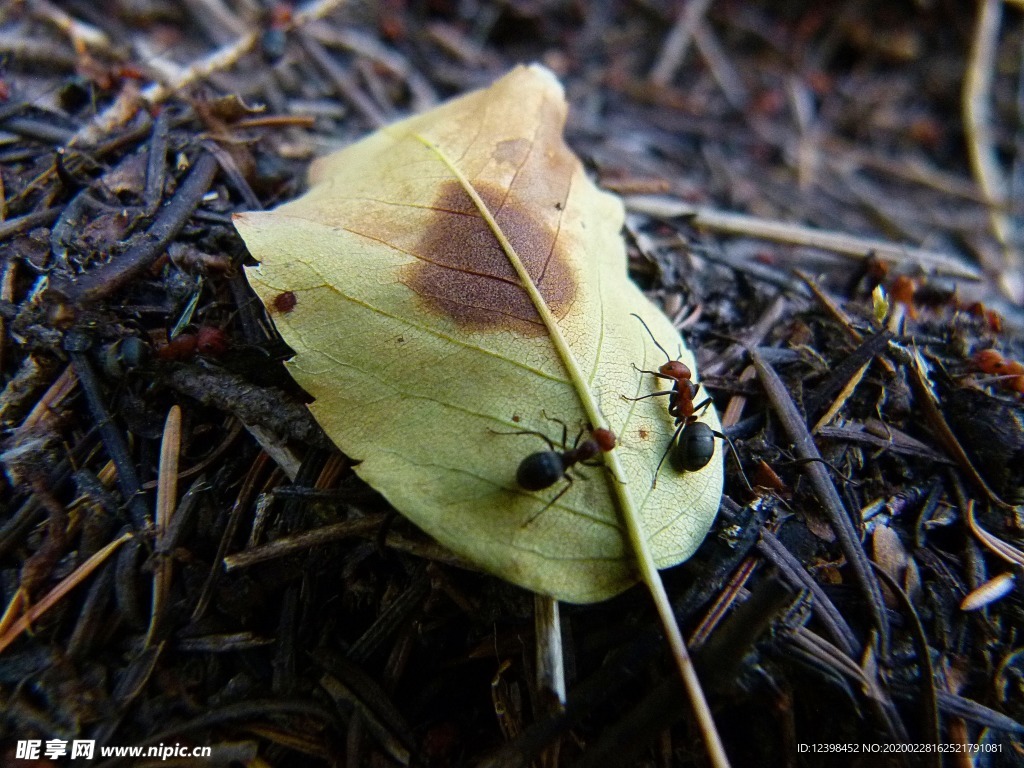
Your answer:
[411,132,655,565]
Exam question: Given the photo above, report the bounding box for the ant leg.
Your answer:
[652,421,685,489]
[522,475,573,526]
[539,412,573,450]
[622,390,674,403]
[712,430,754,493]
[784,456,860,484]
[489,428,556,452]
[691,395,712,417]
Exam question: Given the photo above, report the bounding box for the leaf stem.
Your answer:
[415,133,731,768]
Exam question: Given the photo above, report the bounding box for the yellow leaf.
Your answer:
[234,64,723,603]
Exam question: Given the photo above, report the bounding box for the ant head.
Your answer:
[660,360,691,380]
[592,427,616,452]
[973,349,1009,375]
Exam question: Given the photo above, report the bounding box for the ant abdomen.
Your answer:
[672,422,716,472]
[517,451,567,490]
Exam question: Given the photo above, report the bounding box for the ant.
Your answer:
[973,348,1024,395]
[627,314,751,489]
[496,420,615,524]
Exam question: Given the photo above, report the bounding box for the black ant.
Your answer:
[496,421,615,524]
[627,314,751,490]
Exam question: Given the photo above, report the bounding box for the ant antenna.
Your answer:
[631,313,674,364]
[540,411,575,449]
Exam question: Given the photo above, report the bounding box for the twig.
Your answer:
[0,32,78,70]
[965,500,1024,567]
[0,531,133,655]
[191,454,274,619]
[145,405,181,648]
[307,23,438,111]
[886,342,1010,508]
[649,0,714,86]
[963,0,1021,299]
[347,571,429,664]
[785,626,907,740]
[223,515,387,571]
[757,531,859,656]
[16,364,76,433]
[182,0,247,45]
[29,0,112,53]
[688,555,758,649]
[815,424,953,464]
[821,143,994,204]
[65,332,150,528]
[750,348,890,652]
[165,364,333,451]
[0,114,75,145]
[805,330,893,431]
[48,152,218,303]
[202,139,261,209]
[625,195,981,280]
[143,108,171,215]
[927,689,1024,735]
[793,269,862,343]
[871,564,940,767]
[297,31,388,128]
[692,18,749,109]
[534,594,565,765]
[0,207,60,242]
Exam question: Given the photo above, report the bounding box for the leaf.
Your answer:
[234,64,723,604]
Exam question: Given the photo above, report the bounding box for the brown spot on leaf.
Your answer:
[271,290,297,313]
[401,180,577,335]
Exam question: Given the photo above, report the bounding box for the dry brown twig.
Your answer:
[0,532,134,654]
[533,594,564,768]
[649,0,714,87]
[625,194,982,280]
[963,0,1022,301]
[28,0,111,53]
[145,405,181,649]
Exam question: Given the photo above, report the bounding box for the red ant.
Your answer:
[973,348,1024,395]
[496,420,615,524]
[627,314,751,489]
